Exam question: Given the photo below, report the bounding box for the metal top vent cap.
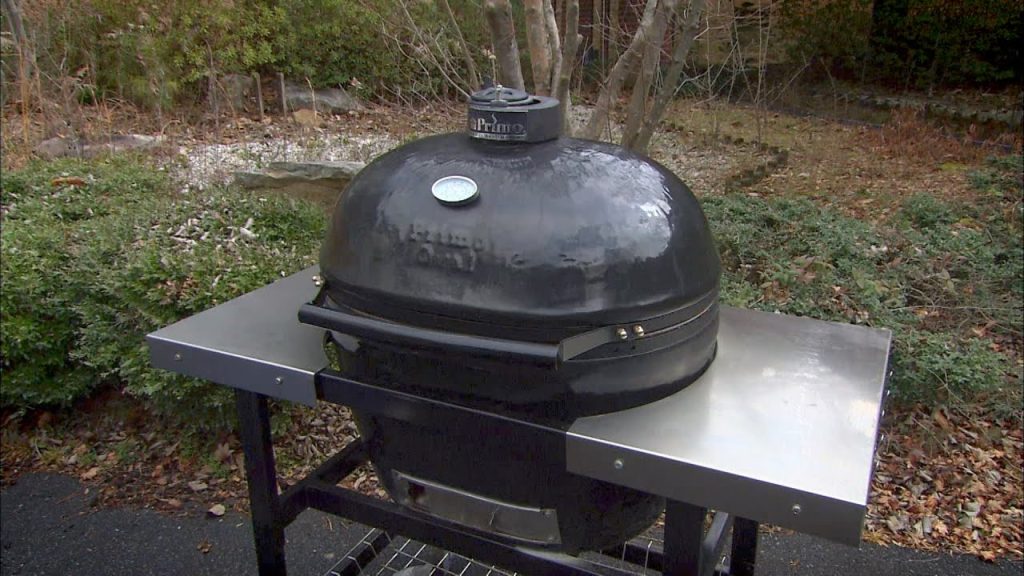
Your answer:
[467,86,560,143]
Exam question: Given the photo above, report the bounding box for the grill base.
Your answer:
[355,411,665,554]
[229,375,762,576]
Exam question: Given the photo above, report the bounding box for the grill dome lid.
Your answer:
[319,90,720,342]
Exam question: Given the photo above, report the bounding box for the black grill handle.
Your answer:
[298,303,561,367]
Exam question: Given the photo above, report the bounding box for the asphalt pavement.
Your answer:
[2,473,1020,576]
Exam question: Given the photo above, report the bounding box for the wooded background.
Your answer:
[2,0,1020,118]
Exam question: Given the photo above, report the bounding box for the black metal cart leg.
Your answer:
[236,390,287,576]
[729,517,759,576]
[662,500,707,576]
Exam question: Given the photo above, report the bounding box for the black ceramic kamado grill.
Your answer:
[297,87,720,553]
[148,89,892,576]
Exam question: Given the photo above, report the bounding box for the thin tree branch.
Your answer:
[608,0,621,63]
[622,0,678,149]
[2,0,36,93]
[438,0,480,90]
[555,0,581,134]
[393,0,472,99]
[581,0,661,141]
[633,0,708,152]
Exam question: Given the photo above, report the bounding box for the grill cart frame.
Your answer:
[148,266,891,576]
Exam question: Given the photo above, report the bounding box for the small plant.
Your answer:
[890,330,1012,405]
[969,155,1024,203]
[900,194,955,229]
[78,449,98,468]
[113,439,140,466]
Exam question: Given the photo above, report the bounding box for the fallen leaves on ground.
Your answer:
[865,406,1023,560]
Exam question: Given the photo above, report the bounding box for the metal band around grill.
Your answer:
[558,298,717,361]
[299,289,718,366]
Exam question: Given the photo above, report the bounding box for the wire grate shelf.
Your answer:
[323,529,517,576]
[322,528,671,576]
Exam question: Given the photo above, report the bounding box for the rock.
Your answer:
[37,134,164,160]
[283,82,362,114]
[292,108,319,127]
[219,73,255,113]
[35,136,82,159]
[233,160,365,206]
[238,160,365,184]
[81,134,164,158]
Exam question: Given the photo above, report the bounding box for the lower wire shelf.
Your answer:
[322,529,517,576]
[322,528,679,576]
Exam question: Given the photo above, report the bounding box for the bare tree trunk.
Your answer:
[593,0,604,62]
[608,0,621,63]
[581,0,662,140]
[632,0,707,152]
[484,0,525,90]
[439,0,481,90]
[544,0,562,93]
[525,0,552,94]
[2,0,35,89]
[555,0,582,133]
[622,0,678,149]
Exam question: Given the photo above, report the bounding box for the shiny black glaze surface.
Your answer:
[317,125,722,551]
[321,133,720,335]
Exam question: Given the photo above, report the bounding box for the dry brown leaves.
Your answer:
[271,404,388,501]
[0,400,248,516]
[0,393,383,515]
[659,98,1020,227]
[866,405,1024,560]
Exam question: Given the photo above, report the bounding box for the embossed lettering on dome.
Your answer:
[401,219,487,273]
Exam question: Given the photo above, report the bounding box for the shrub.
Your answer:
[271,0,405,93]
[271,0,491,96]
[705,195,905,324]
[703,193,1019,407]
[0,157,325,428]
[779,0,1023,89]
[1,156,170,407]
[18,0,286,109]
[18,0,490,107]
[892,186,1023,343]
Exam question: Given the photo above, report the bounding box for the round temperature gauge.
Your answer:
[431,175,479,206]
